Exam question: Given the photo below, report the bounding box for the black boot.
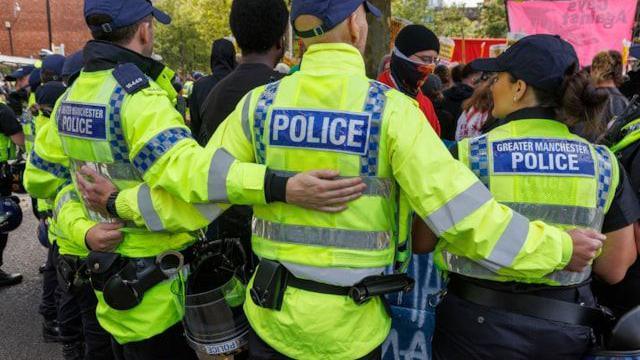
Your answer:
[62,341,84,360]
[38,263,46,274]
[0,268,22,287]
[43,319,62,343]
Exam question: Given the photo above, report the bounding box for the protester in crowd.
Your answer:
[591,50,629,127]
[441,63,482,138]
[455,73,495,140]
[194,0,288,271]
[378,24,441,135]
[434,64,453,90]
[198,0,286,144]
[450,63,464,84]
[425,34,639,360]
[189,38,237,138]
[423,74,455,145]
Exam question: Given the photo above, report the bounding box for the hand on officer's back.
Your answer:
[76,166,118,216]
[565,228,606,272]
[286,170,367,213]
[85,222,124,252]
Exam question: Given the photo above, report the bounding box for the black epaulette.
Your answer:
[112,63,150,95]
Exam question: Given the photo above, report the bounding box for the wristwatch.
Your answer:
[106,191,120,218]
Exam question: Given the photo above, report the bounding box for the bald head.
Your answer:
[293,5,368,54]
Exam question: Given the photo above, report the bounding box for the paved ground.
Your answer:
[0,195,64,360]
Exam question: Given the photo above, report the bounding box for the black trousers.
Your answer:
[0,174,10,268]
[59,280,114,359]
[39,241,61,322]
[248,329,382,360]
[111,322,197,360]
[432,293,594,360]
[0,232,7,268]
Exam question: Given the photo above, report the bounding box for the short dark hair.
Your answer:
[86,14,151,45]
[229,0,288,54]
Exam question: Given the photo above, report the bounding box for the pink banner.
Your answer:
[507,0,637,65]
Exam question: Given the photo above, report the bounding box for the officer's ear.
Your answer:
[347,5,368,54]
[513,79,529,103]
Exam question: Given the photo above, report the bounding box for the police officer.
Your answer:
[77,2,609,358]
[24,0,366,358]
[425,35,640,359]
[0,87,24,287]
[4,65,34,116]
[593,87,640,318]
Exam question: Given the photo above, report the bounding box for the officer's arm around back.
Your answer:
[123,83,268,206]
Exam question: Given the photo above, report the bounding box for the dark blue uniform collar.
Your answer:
[502,106,557,124]
[82,40,166,81]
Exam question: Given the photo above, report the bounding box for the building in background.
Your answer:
[0,0,90,58]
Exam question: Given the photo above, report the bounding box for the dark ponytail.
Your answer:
[532,63,609,140]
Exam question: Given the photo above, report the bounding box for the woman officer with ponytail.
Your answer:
[414,35,640,359]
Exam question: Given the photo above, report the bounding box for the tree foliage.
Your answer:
[391,0,507,38]
[478,0,508,38]
[154,0,232,75]
[153,0,508,74]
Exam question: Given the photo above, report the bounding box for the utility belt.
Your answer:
[86,247,193,311]
[249,259,414,311]
[57,254,89,293]
[448,274,614,330]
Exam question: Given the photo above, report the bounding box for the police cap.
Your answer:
[471,34,579,93]
[62,51,84,80]
[42,54,66,77]
[291,0,381,38]
[4,65,35,81]
[84,0,171,33]
[28,68,41,90]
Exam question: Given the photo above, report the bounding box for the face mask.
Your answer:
[390,47,436,97]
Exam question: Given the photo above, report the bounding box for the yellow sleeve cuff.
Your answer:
[226,161,267,205]
[558,231,573,270]
[115,190,137,221]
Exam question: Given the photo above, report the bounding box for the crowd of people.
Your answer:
[1,0,640,359]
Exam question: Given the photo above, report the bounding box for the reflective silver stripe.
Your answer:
[441,251,500,280]
[25,134,35,142]
[423,181,493,236]
[443,250,593,286]
[253,218,391,250]
[545,267,592,285]
[503,202,604,230]
[207,148,235,202]
[53,190,78,221]
[270,170,393,197]
[281,262,385,287]
[194,203,224,222]
[137,184,164,232]
[241,92,253,142]
[484,212,530,270]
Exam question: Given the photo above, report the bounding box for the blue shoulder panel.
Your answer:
[112,63,149,94]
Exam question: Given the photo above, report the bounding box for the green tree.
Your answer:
[154,0,232,75]
[478,0,508,38]
[391,0,480,38]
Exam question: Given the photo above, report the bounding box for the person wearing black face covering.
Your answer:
[189,38,237,138]
[378,24,441,136]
